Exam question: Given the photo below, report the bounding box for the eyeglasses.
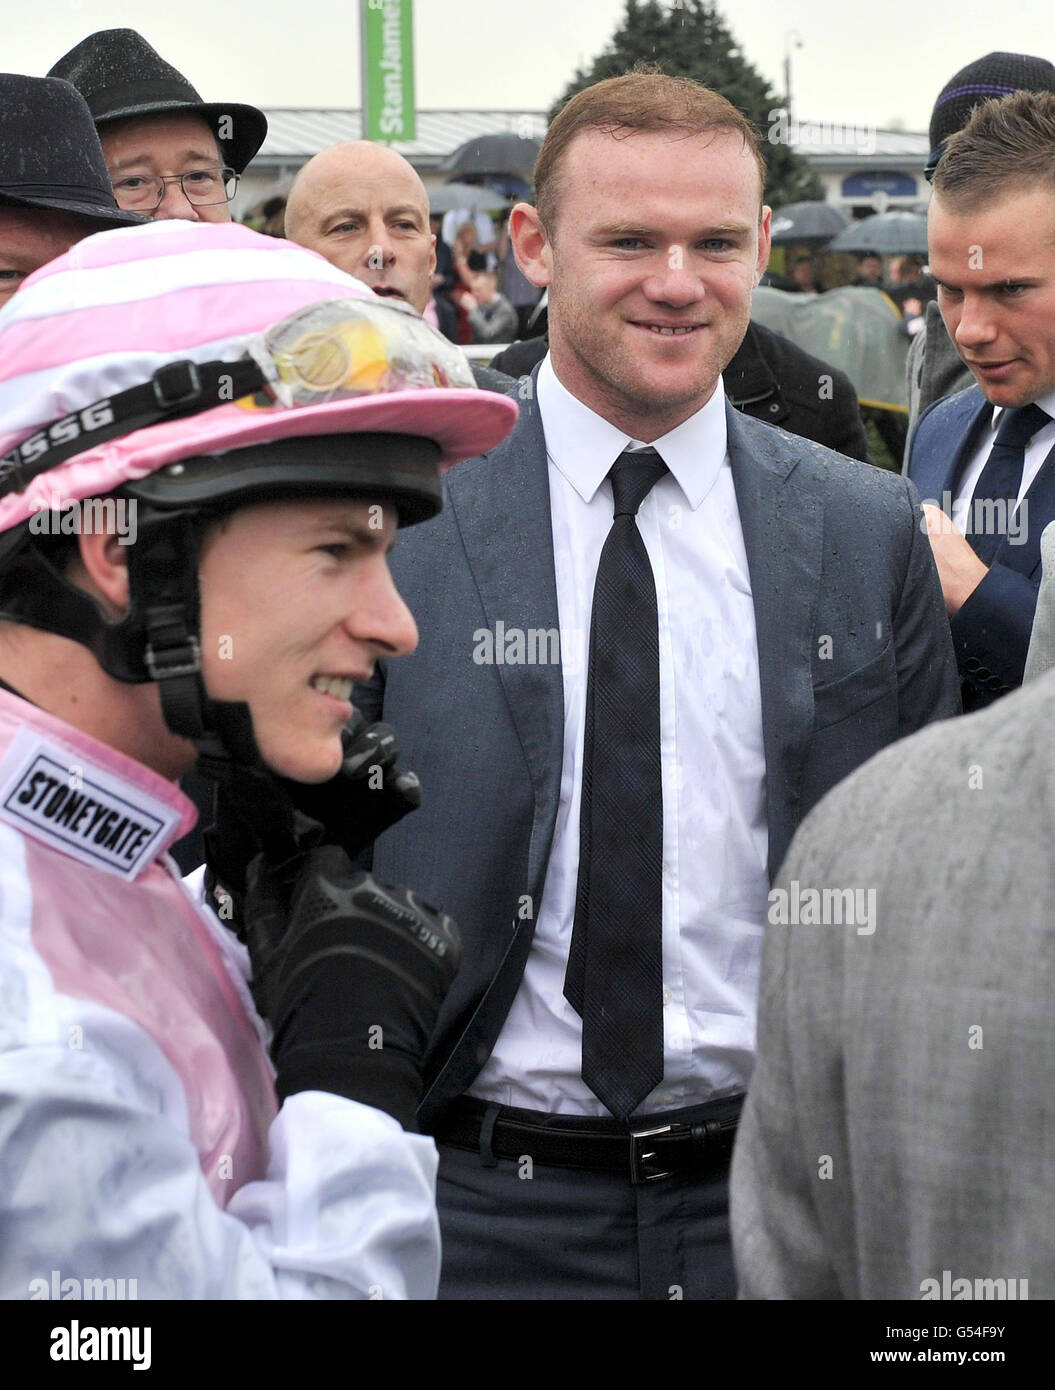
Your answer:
[112,166,240,212]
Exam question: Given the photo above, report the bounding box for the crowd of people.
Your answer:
[0,26,1052,1307]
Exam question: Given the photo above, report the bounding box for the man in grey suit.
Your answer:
[355,71,960,1300]
[731,669,1055,1300]
[1025,521,1055,681]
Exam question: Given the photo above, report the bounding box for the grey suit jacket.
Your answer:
[355,381,961,1127]
[1024,521,1055,683]
[731,671,1055,1299]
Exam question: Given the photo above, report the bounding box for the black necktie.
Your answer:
[969,403,1051,564]
[564,447,667,1120]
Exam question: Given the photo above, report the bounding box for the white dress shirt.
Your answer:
[952,386,1055,534]
[470,356,769,1117]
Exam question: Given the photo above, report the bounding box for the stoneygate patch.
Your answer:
[0,729,181,880]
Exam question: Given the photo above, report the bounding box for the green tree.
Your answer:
[549,0,823,207]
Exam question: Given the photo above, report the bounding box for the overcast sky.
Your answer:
[6,0,1055,134]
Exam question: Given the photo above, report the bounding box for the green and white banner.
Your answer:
[361,0,416,142]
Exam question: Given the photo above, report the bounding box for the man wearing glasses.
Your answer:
[49,28,267,224]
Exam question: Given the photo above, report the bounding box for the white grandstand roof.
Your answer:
[788,125,930,165]
[257,109,549,168]
[247,110,930,191]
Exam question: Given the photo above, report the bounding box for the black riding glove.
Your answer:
[204,713,420,935]
[275,713,421,861]
[244,843,460,1131]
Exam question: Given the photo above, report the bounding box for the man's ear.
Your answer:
[510,202,553,289]
[76,528,131,617]
[428,230,437,281]
[755,205,773,285]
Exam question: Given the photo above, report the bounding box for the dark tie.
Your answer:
[969,402,1051,564]
[564,447,667,1120]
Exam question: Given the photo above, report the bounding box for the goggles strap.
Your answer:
[0,358,265,498]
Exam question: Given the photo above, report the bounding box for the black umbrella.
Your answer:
[441,133,541,177]
[829,211,928,256]
[769,201,849,246]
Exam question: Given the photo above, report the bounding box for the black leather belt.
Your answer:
[432,1094,744,1185]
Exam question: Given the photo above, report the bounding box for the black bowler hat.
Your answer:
[48,29,267,175]
[0,73,146,228]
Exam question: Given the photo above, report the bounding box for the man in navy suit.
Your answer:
[355,72,959,1300]
[908,91,1055,711]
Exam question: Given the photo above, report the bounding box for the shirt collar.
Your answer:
[990,386,1055,434]
[537,353,729,510]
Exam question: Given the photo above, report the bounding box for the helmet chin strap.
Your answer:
[0,506,298,852]
[0,498,373,866]
[124,509,252,751]
[126,509,305,860]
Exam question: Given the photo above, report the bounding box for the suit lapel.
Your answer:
[444,381,564,898]
[911,387,990,504]
[726,405,822,880]
[912,386,1052,576]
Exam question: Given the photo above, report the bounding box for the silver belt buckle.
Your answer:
[630,1123,676,1184]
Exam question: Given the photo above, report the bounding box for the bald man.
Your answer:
[286,142,437,312]
[286,142,515,392]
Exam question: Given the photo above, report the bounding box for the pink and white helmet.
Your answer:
[0,221,519,735]
[0,220,518,534]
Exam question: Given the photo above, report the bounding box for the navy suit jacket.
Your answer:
[908,384,1055,708]
[356,382,960,1128]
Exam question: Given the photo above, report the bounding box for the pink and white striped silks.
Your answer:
[0,689,440,1298]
